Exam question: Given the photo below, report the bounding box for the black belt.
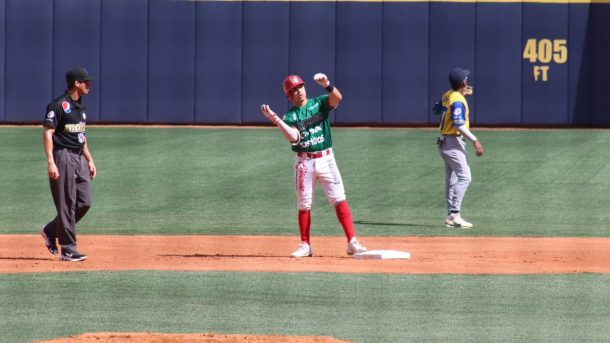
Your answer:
[55,147,83,154]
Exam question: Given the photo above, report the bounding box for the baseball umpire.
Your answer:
[260,73,368,257]
[435,67,484,228]
[40,67,97,261]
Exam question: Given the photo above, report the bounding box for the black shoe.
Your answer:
[39,225,58,255]
[60,250,87,262]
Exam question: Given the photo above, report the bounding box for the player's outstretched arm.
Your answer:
[260,104,300,145]
[314,73,342,109]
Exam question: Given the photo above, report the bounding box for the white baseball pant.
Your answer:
[294,148,346,210]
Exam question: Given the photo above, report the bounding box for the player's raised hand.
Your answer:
[313,73,330,87]
[260,104,280,124]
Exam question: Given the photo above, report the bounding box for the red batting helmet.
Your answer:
[283,75,304,95]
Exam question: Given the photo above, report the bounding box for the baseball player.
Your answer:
[260,73,368,257]
[40,67,96,261]
[434,67,484,228]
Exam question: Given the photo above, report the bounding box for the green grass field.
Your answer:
[1,127,609,236]
[1,272,610,343]
[1,126,609,342]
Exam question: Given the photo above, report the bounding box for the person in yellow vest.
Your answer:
[436,68,484,228]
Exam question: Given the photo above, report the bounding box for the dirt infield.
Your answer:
[2,235,610,275]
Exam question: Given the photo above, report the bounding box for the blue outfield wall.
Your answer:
[0,0,608,126]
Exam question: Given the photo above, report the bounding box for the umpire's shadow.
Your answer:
[0,256,50,261]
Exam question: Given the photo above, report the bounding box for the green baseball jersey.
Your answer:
[282,95,333,152]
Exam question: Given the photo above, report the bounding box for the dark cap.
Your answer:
[66,67,95,86]
[449,67,470,88]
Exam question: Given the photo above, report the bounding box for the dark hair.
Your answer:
[451,82,463,91]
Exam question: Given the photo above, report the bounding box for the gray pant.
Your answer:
[44,149,92,253]
[438,136,471,214]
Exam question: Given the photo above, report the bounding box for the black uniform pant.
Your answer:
[44,149,92,253]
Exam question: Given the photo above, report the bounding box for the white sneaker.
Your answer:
[347,237,367,255]
[446,214,473,229]
[291,242,312,258]
[445,215,455,227]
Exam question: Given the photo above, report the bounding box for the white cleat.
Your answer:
[347,237,368,255]
[291,242,312,258]
[446,214,473,229]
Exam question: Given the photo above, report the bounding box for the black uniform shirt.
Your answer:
[43,92,87,150]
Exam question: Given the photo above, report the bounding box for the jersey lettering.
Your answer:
[308,125,322,135]
[298,113,323,129]
[64,122,86,133]
[283,95,333,152]
[44,92,87,150]
[300,135,325,148]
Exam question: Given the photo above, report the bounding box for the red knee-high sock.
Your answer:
[298,210,311,244]
[335,201,355,242]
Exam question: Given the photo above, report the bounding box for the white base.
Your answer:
[352,249,411,260]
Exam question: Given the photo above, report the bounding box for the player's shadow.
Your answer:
[0,257,50,261]
[159,254,289,258]
[354,220,438,229]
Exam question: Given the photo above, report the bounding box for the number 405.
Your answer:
[523,39,568,64]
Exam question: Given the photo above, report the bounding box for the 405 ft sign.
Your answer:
[523,38,567,82]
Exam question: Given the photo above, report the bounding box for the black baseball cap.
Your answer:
[66,67,95,86]
[449,67,470,88]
